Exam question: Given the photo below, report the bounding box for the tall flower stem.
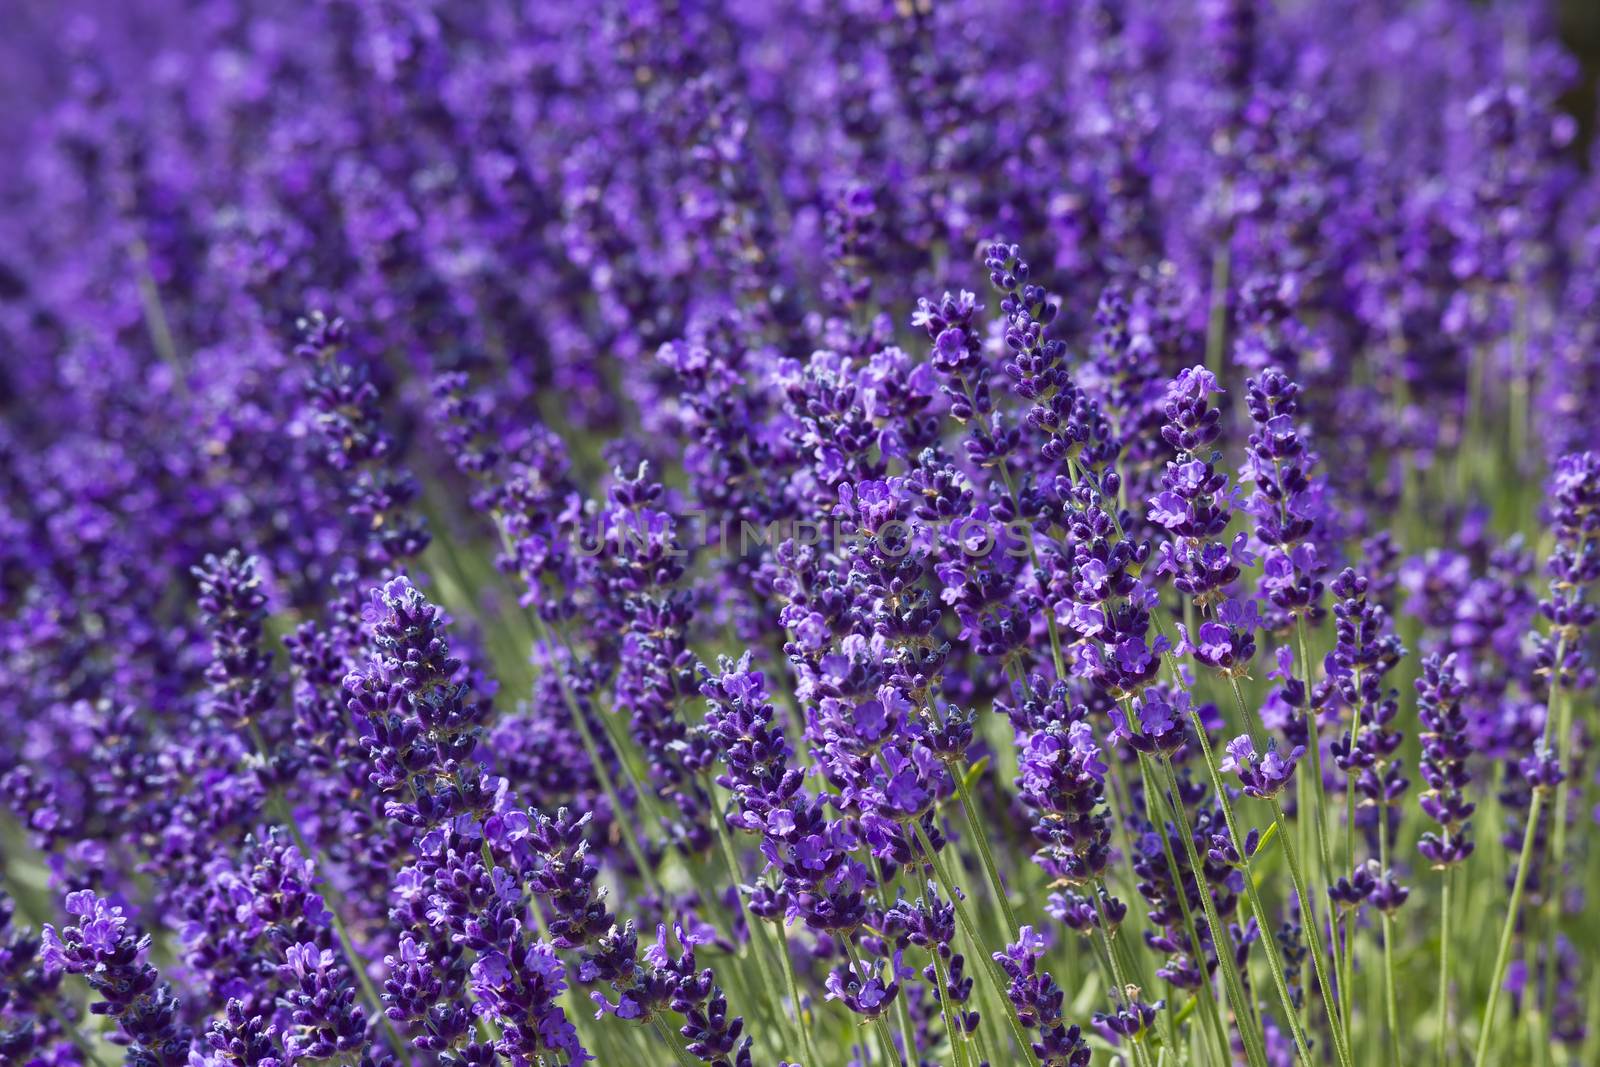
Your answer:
[1163,721,1320,1067]
[527,611,664,900]
[1093,887,1156,1067]
[1294,618,1345,1006]
[1541,624,1585,1015]
[653,1016,700,1067]
[775,919,821,1067]
[1474,792,1543,1067]
[1436,870,1453,1067]
[710,807,812,1060]
[1338,660,1370,1033]
[1476,634,1569,1067]
[956,762,1021,935]
[1377,810,1401,1066]
[1268,797,1354,1067]
[909,818,1037,1060]
[1101,755,1170,1044]
[1143,752,1269,1067]
[1225,670,1348,1055]
[39,997,113,1067]
[1125,735,1232,1067]
[1205,185,1234,377]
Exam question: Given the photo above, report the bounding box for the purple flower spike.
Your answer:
[1220,734,1304,799]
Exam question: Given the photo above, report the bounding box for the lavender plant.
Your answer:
[3,2,1600,1066]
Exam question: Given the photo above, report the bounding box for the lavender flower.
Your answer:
[1220,735,1304,799]
[43,891,193,1066]
[993,928,1091,1066]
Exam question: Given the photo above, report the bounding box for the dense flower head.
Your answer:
[993,928,1092,1066]
[346,575,494,827]
[1016,719,1113,885]
[193,550,278,731]
[1416,653,1476,868]
[43,891,193,1067]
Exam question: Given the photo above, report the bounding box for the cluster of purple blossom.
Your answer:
[1,2,1599,1067]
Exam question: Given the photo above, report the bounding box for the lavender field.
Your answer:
[1,2,1598,1066]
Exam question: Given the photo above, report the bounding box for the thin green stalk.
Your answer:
[1440,876,1452,1067]
[862,849,921,1061]
[1147,753,1270,1067]
[40,997,113,1067]
[1268,797,1354,1067]
[1102,755,1172,1055]
[1435,869,1453,1067]
[1378,808,1401,1067]
[129,236,186,391]
[1133,745,1233,1067]
[971,1013,999,1067]
[1093,888,1156,1067]
[1205,187,1234,377]
[1223,674,1350,1065]
[889,944,921,1067]
[956,763,1021,935]
[771,921,819,1067]
[774,918,821,1067]
[1475,790,1544,1067]
[1477,633,1571,1067]
[1293,617,1345,1027]
[1338,658,1371,1036]
[1579,964,1600,1067]
[712,813,809,1057]
[1540,628,1582,1024]
[653,1017,700,1067]
[909,818,1036,1061]
[1508,285,1530,469]
[528,611,664,900]
[1169,698,1317,1067]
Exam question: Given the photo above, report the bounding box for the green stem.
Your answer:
[528,611,664,900]
[41,998,113,1067]
[1474,789,1545,1067]
[1476,634,1570,1067]
[1093,888,1155,1067]
[1540,630,1581,1022]
[1148,753,1270,1067]
[777,921,825,1062]
[1224,674,1350,1066]
[1378,808,1401,1067]
[1339,659,1369,1035]
[1436,870,1453,1067]
[1172,696,1317,1067]
[652,1017,699,1067]
[713,815,808,1056]
[1205,189,1234,377]
[773,917,821,1067]
[1294,618,1345,1026]
[129,236,186,391]
[1269,797,1354,1067]
[910,818,1037,1061]
[956,763,1022,935]
[1132,745,1233,1067]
